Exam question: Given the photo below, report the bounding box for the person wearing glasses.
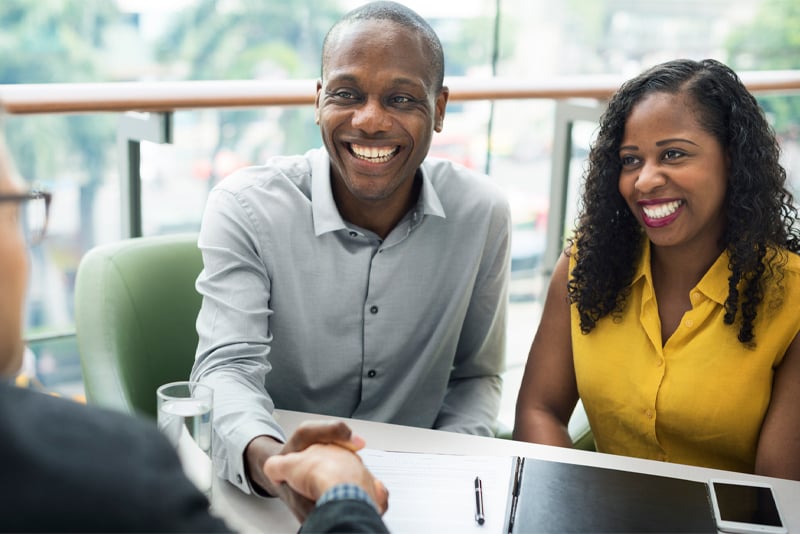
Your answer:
[0,132,389,531]
[513,59,800,481]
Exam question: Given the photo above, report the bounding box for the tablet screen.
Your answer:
[713,482,783,527]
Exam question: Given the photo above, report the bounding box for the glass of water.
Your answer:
[157,381,214,499]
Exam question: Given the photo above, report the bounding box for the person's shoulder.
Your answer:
[213,151,315,195]
[4,383,167,449]
[0,385,222,532]
[776,248,800,282]
[761,248,800,303]
[423,156,508,206]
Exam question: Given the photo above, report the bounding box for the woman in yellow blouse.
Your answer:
[513,58,800,481]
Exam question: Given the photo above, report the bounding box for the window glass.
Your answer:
[2,0,798,431]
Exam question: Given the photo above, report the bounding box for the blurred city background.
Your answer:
[2,0,798,431]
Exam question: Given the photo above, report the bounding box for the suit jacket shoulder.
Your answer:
[0,384,228,532]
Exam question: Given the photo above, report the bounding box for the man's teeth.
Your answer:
[351,144,397,163]
[642,200,682,219]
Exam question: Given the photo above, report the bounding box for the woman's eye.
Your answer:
[620,155,638,166]
[663,149,684,160]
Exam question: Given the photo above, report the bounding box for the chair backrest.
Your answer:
[74,233,202,418]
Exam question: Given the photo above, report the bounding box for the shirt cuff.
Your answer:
[316,483,379,513]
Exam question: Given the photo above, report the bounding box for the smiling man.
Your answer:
[191,1,512,502]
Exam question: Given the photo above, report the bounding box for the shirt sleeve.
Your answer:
[316,483,379,512]
[191,185,286,495]
[434,194,511,436]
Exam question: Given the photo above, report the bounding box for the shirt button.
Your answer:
[656,359,664,367]
[349,231,357,237]
[236,474,243,484]
[684,318,694,328]
[370,306,378,314]
[367,370,377,378]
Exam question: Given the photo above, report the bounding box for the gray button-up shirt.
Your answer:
[192,147,510,493]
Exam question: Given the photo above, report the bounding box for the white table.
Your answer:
[208,410,800,533]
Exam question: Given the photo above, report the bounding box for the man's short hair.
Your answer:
[321,1,445,93]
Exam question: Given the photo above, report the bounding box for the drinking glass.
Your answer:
[157,381,214,499]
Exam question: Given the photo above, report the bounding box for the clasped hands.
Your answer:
[245,420,389,522]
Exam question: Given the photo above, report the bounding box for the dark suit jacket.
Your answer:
[0,383,389,533]
[0,382,228,532]
[302,499,389,533]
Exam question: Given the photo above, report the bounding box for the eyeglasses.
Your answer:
[0,190,52,246]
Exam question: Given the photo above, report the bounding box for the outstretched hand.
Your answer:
[264,441,389,522]
[244,420,383,522]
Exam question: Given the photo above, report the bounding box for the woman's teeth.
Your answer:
[642,200,682,219]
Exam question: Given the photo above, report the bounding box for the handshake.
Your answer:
[257,421,390,527]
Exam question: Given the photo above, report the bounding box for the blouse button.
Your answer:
[370,306,379,314]
[684,318,694,328]
[367,370,377,378]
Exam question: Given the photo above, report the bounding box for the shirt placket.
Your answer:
[639,280,667,459]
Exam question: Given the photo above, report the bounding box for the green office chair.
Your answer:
[74,233,203,419]
[568,400,595,451]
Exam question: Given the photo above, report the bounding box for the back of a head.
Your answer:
[321,1,445,92]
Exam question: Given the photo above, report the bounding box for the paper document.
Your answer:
[359,449,513,533]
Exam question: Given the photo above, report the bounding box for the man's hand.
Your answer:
[264,443,389,522]
[244,421,372,520]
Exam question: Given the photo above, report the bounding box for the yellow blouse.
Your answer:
[571,241,800,473]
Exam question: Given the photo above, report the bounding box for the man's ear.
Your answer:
[315,80,323,124]
[434,86,449,133]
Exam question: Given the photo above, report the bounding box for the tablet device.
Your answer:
[708,479,787,534]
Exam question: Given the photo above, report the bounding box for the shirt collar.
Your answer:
[310,148,446,236]
[633,239,730,305]
[695,248,731,305]
[418,161,446,219]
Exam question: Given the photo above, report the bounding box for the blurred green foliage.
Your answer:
[728,0,800,135]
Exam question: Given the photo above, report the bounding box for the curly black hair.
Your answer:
[568,58,800,344]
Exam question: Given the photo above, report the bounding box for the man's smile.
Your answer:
[348,143,400,163]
